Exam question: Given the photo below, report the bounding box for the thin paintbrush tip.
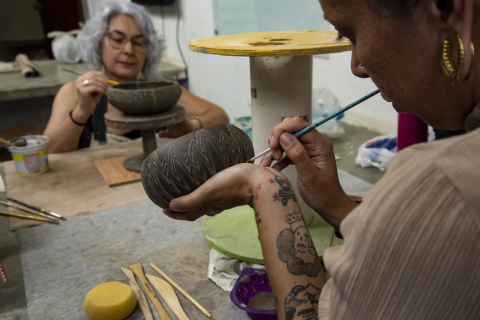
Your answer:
[245,160,251,163]
[209,316,215,320]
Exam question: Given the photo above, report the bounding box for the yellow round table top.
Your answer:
[189,30,351,57]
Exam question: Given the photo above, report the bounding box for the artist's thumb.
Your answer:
[279,132,317,178]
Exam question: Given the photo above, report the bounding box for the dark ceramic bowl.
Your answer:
[141,124,254,210]
[107,80,182,115]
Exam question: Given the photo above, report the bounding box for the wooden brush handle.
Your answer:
[129,263,172,320]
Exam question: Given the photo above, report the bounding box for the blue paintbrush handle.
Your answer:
[246,89,381,163]
[293,89,380,138]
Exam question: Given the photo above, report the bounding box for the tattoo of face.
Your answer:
[275,175,296,206]
[285,283,321,320]
[276,212,322,277]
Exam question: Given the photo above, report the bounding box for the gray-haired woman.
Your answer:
[44,2,229,153]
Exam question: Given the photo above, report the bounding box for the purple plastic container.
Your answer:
[230,267,277,320]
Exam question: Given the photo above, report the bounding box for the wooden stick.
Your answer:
[57,66,119,85]
[0,201,57,221]
[129,263,172,320]
[146,274,190,320]
[150,263,215,320]
[0,137,17,149]
[0,211,58,224]
[121,267,154,320]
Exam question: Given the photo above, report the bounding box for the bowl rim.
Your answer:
[108,80,179,92]
[229,267,277,315]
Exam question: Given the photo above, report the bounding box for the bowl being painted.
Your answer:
[107,80,182,115]
[141,124,254,210]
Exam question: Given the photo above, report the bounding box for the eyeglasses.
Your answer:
[105,30,149,53]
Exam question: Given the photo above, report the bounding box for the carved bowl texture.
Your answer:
[107,80,182,115]
[141,124,255,210]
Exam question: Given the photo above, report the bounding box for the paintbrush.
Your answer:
[58,66,119,85]
[0,211,59,224]
[0,200,58,221]
[246,89,381,163]
[7,198,66,220]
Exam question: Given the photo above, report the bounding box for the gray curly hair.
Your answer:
[78,2,163,79]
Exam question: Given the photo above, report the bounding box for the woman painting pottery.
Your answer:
[44,2,229,153]
[164,0,480,319]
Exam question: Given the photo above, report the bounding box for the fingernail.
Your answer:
[280,133,294,148]
[275,149,281,159]
[269,136,275,149]
[170,201,182,212]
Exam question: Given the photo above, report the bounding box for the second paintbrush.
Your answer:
[6,198,66,220]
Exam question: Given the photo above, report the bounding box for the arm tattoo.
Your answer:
[248,195,254,209]
[255,212,261,224]
[275,175,296,206]
[276,212,322,277]
[285,283,321,320]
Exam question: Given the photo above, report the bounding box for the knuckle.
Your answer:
[293,116,302,122]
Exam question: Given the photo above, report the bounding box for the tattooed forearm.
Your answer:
[285,283,321,320]
[276,212,322,277]
[274,175,297,206]
[255,211,261,224]
[248,194,254,209]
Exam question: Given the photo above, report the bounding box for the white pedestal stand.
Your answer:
[190,30,352,263]
[250,55,313,223]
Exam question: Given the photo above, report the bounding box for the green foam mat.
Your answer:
[202,205,341,264]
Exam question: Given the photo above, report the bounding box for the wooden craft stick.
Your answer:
[121,267,154,320]
[146,274,190,320]
[0,201,56,221]
[129,263,172,320]
[0,211,58,224]
[150,263,215,320]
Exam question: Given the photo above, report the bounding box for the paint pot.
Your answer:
[230,267,277,320]
[7,135,49,176]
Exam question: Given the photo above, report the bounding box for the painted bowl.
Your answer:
[107,80,182,115]
[141,124,254,210]
[230,267,277,320]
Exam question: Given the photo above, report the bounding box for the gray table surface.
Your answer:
[16,201,250,320]
[0,59,186,101]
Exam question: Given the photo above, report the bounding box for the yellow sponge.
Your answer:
[84,282,137,320]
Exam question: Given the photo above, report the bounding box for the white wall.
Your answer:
[86,0,398,133]
[313,53,398,133]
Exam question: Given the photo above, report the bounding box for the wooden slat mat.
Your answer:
[5,137,170,230]
[95,156,141,187]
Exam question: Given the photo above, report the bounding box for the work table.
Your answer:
[0,130,375,319]
[0,138,250,320]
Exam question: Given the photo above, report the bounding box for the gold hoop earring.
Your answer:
[464,43,475,82]
[441,32,464,85]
